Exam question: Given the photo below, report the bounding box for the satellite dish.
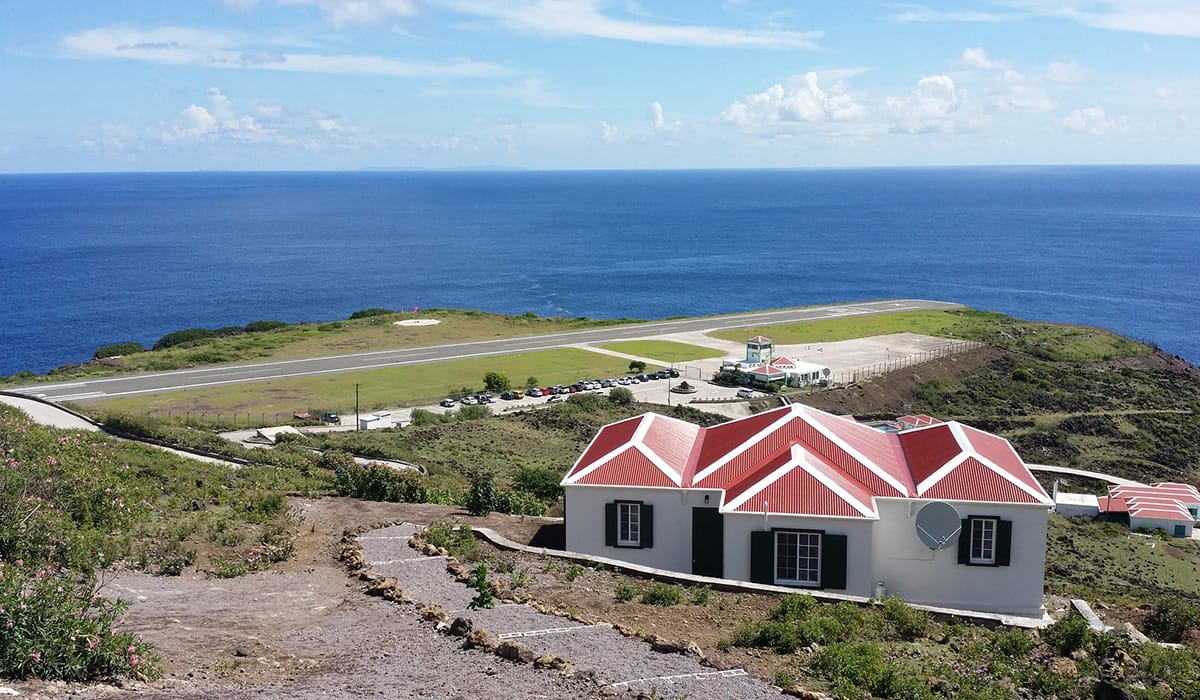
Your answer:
[915,501,961,550]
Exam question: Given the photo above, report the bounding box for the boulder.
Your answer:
[1093,680,1134,700]
[418,603,447,623]
[495,640,535,664]
[1048,657,1078,678]
[463,628,494,651]
[449,617,473,637]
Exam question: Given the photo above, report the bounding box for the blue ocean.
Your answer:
[1,166,1198,376]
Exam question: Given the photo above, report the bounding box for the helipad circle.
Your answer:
[394,319,441,327]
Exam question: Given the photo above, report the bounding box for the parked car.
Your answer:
[736,388,756,399]
[666,368,680,378]
[500,391,517,400]
[440,398,456,407]
[476,394,494,403]
[461,396,478,405]
[321,411,341,425]
[527,388,543,397]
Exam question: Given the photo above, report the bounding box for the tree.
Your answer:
[628,360,647,373]
[464,472,497,516]
[483,372,511,393]
[608,387,634,405]
[525,376,539,389]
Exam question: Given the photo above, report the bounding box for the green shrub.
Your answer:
[771,593,816,622]
[152,327,216,350]
[690,585,711,606]
[992,628,1036,658]
[566,391,606,411]
[492,488,548,516]
[810,642,889,697]
[615,583,638,602]
[467,563,495,609]
[1043,612,1090,655]
[424,523,476,559]
[317,322,343,332]
[483,372,511,393]
[640,582,684,606]
[464,473,497,516]
[0,560,158,681]
[456,404,491,421]
[511,465,564,503]
[348,308,394,319]
[608,387,635,405]
[1144,598,1200,643]
[881,596,929,640]
[333,463,428,503]
[93,342,145,359]
[243,320,289,333]
[409,408,447,426]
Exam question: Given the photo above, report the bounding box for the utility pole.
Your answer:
[355,383,360,431]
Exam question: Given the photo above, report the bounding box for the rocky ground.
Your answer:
[3,499,790,699]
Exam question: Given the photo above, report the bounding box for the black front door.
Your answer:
[691,507,724,577]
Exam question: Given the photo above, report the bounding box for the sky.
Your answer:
[2,0,1199,172]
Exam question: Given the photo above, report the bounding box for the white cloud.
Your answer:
[651,101,665,129]
[722,73,867,133]
[437,0,821,49]
[278,0,418,27]
[1004,0,1200,38]
[886,75,963,134]
[959,47,1010,70]
[1059,106,1128,134]
[598,120,619,143]
[987,70,1054,112]
[892,5,1015,23]
[1045,61,1089,84]
[62,25,507,78]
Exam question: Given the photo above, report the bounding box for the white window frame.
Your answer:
[774,530,821,586]
[617,502,641,547]
[969,517,997,565]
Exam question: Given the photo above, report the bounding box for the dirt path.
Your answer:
[7,498,784,699]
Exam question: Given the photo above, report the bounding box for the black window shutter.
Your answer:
[750,531,773,584]
[995,519,1012,566]
[605,503,617,547]
[640,504,654,548]
[821,534,848,590]
[957,519,972,565]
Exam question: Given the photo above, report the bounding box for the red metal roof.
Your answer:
[958,425,1046,497]
[899,424,962,486]
[565,403,1050,517]
[749,365,786,376]
[747,336,772,344]
[572,448,679,488]
[1098,496,1129,513]
[920,457,1043,504]
[642,414,700,480]
[568,414,643,480]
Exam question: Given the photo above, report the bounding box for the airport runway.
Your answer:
[11,299,961,403]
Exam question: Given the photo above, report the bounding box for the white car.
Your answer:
[439,398,456,407]
[736,388,756,399]
[461,396,478,405]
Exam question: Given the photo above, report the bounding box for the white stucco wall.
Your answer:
[563,485,722,574]
[870,499,1050,617]
[722,513,876,597]
[1130,516,1193,537]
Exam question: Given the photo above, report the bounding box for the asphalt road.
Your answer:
[13,299,961,403]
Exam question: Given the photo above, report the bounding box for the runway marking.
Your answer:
[608,668,749,689]
[495,624,609,639]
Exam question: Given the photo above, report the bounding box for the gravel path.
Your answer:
[359,524,782,699]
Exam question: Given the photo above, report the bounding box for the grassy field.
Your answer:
[1045,515,1200,603]
[708,308,1150,363]
[2,308,646,383]
[596,339,726,363]
[88,347,658,420]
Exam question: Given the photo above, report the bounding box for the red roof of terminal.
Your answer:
[563,404,1052,517]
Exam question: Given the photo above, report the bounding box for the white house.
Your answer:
[562,403,1053,617]
[1100,483,1200,537]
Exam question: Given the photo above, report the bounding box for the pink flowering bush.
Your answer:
[0,558,156,680]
